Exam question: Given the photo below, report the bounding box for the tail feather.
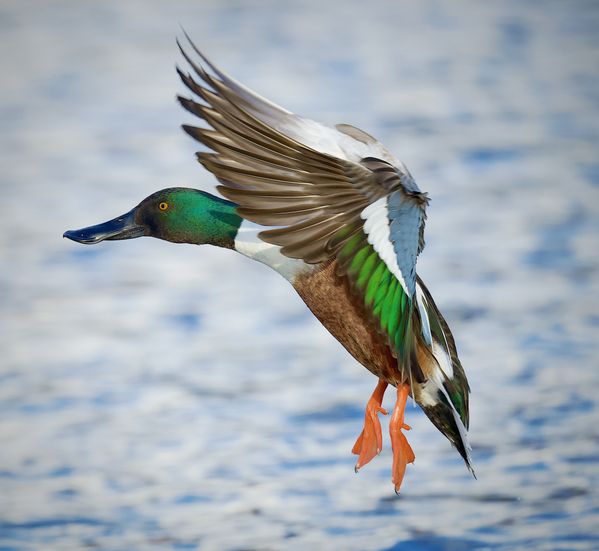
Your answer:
[413,276,474,475]
[421,398,474,475]
[418,278,470,427]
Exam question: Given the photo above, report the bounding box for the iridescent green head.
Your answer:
[64,188,242,249]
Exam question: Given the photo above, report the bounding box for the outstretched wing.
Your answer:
[177,31,398,164]
[176,36,428,371]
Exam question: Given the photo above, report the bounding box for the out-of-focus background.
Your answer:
[1,1,598,549]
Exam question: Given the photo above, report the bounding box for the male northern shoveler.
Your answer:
[64,34,473,493]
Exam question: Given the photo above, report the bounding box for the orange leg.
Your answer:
[389,383,416,494]
[352,379,388,472]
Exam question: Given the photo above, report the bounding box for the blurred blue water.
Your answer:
[1,1,599,550]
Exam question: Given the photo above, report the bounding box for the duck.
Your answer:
[64,33,473,493]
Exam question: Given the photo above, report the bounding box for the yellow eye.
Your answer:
[159,202,169,211]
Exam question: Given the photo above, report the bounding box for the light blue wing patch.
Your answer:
[387,189,427,297]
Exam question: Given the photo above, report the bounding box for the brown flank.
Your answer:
[293,260,404,386]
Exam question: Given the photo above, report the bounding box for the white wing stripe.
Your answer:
[361,198,410,296]
[432,338,454,380]
[416,283,433,346]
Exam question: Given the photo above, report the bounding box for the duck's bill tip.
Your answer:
[63,209,145,244]
[63,228,102,244]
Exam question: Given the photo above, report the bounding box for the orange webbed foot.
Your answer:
[389,384,415,494]
[352,379,388,471]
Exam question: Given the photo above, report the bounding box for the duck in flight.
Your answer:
[64,34,473,493]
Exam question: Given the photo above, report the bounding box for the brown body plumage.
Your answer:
[294,260,401,384]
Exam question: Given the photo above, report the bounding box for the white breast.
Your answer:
[234,220,312,282]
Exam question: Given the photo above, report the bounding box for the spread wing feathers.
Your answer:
[177,30,390,161]
[177,36,428,371]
